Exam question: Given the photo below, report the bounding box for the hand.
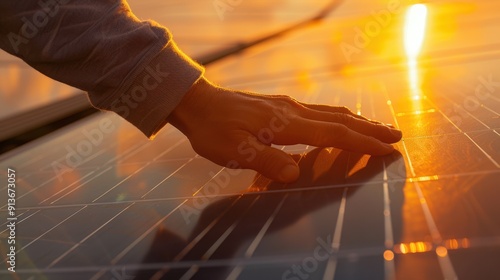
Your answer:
[167,77,402,183]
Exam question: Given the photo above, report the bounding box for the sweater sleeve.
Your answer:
[0,0,204,138]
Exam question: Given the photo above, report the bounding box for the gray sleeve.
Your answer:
[0,0,204,137]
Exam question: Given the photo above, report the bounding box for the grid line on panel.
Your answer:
[140,156,197,199]
[2,133,151,209]
[5,206,87,261]
[201,198,261,259]
[151,138,188,161]
[190,166,227,197]
[462,134,499,168]
[382,164,394,249]
[0,173,33,192]
[383,84,459,280]
[0,168,99,209]
[321,188,347,280]
[245,195,288,257]
[46,203,135,269]
[382,163,396,280]
[19,166,98,179]
[0,210,40,235]
[89,165,149,203]
[423,90,499,167]
[36,127,141,173]
[5,235,500,276]
[21,114,140,170]
[150,193,248,279]
[40,136,187,206]
[175,195,246,261]
[413,181,458,280]
[104,141,152,166]
[89,200,189,280]
[39,145,108,173]
[439,79,500,117]
[18,154,46,169]
[10,121,106,170]
[7,168,500,213]
[90,155,253,279]
[322,153,351,280]
[398,129,494,140]
[434,80,500,121]
[179,197,262,279]
[479,103,500,117]
[225,194,288,280]
[55,168,119,204]
[38,166,112,205]
[126,155,197,165]
[222,48,500,91]
[177,146,305,280]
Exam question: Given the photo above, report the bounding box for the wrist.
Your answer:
[167,76,217,135]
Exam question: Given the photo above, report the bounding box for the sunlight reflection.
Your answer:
[436,246,448,257]
[445,238,470,250]
[384,250,395,261]
[394,238,472,256]
[398,241,433,254]
[404,4,428,101]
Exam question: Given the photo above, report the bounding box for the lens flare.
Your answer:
[404,4,428,58]
[404,4,428,100]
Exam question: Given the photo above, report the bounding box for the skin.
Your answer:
[167,77,403,183]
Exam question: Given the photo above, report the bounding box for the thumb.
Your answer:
[242,141,300,183]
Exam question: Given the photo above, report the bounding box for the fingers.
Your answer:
[299,103,371,121]
[299,108,402,143]
[275,117,395,156]
[236,136,300,183]
[298,103,397,128]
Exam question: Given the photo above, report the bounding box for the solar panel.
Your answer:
[1,1,499,279]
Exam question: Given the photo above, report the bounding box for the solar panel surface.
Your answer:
[1,0,499,279]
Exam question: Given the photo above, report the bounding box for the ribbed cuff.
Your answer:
[98,41,204,138]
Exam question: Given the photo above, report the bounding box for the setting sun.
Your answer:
[404,4,428,100]
[404,4,428,58]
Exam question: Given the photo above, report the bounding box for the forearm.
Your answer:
[0,0,203,137]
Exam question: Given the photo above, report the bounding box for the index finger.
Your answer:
[273,116,395,156]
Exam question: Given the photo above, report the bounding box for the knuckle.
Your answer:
[276,95,300,107]
[276,95,294,102]
[338,106,353,115]
[333,112,353,126]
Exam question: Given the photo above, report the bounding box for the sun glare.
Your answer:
[404,4,428,58]
[404,4,428,100]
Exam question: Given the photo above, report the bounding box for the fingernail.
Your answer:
[279,164,300,182]
[390,128,402,138]
[386,123,395,128]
